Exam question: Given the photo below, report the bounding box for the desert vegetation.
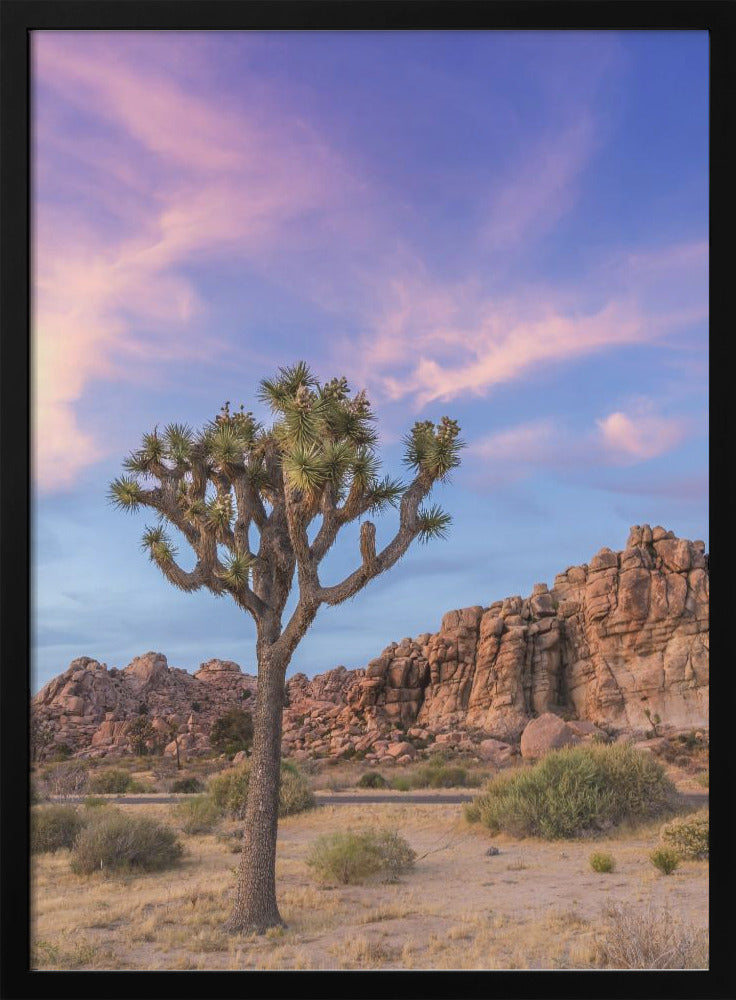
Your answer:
[465,743,677,839]
[659,809,709,860]
[208,761,315,819]
[30,788,708,971]
[307,828,416,885]
[69,810,183,875]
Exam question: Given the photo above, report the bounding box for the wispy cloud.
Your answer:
[481,114,597,252]
[33,33,355,491]
[355,232,707,410]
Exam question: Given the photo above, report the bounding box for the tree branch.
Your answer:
[315,472,432,606]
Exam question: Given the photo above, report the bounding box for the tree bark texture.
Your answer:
[226,651,287,934]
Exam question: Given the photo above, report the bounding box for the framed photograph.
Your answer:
[2,2,730,997]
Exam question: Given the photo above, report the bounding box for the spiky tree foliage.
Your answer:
[109,363,462,933]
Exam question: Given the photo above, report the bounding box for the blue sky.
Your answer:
[32,30,708,692]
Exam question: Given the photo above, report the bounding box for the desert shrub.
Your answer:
[170,776,204,794]
[597,904,708,969]
[279,761,317,816]
[126,779,154,793]
[695,771,709,789]
[31,805,86,854]
[82,796,110,809]
[210,708,254,757]
[409,763,469,788]
[208,761,314,819]
[172,795,223,834]
[650,847,680,875]
[87,769,131,795]
[307,828,416,885]
[660,809,709,860]
[467,743,676,839]
[390,776,411,792]
[589,851,615,873]
[39,760,89,798]
[357,771,388,789]
[70,810,182,875]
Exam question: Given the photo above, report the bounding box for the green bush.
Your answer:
[357,771,388,789]
[126,779,153,793]
[210,709,254,757]
[31,805,86,854]
[87,769,132,795]
[466,743,677,840]
[171,777,205,794]
[307,828,416,885]
[660,810,709,860]
[82,796,110,809]
[390,776,411,792]
[70,810,183,875]
[172,795,223,834]
[408,764,469,788]
[208,761,315,819]
[279,761,317,816]
[589,851,615,873]
[650,847,679,875]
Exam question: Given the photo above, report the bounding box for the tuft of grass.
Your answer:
[694,771,709,788]
[82,796,111,809]
[87,769,131,795]
[172,795,223,834]
[650,847,679,875]
[31,805,86,854]
[466,742,677,839]
[390,776,411,792]
[70,809,183,875]
[589,851,615,873]
[170,777,205,794]
[597,904,708,969]
[357,771,388,789]
[660,810,708,860]
[307,828,416,885]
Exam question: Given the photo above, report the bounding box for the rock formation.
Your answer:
[32,525,708,762]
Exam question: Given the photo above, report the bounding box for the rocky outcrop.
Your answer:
[32,525,708,762]
[32,651,257,761]
[283,524,708,754]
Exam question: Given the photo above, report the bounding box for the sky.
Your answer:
[31,30,708,692]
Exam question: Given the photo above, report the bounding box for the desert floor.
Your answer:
[31,784,708,971]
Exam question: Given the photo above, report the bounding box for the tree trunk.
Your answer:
[225,649,287,934]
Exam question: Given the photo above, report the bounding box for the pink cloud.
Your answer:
[376,295,646,407]
[596,408,690,463]
[354,231,707,409]
[465,399,693,492]
[473,419,558,463]
[33,33,356,492]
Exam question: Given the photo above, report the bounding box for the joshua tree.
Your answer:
[109,362,462,933]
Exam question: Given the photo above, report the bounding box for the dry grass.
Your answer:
[30,797,707,971]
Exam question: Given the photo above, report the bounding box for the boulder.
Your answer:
[520,713,579,759]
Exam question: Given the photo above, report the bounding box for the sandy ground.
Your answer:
[31,792,708,971]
